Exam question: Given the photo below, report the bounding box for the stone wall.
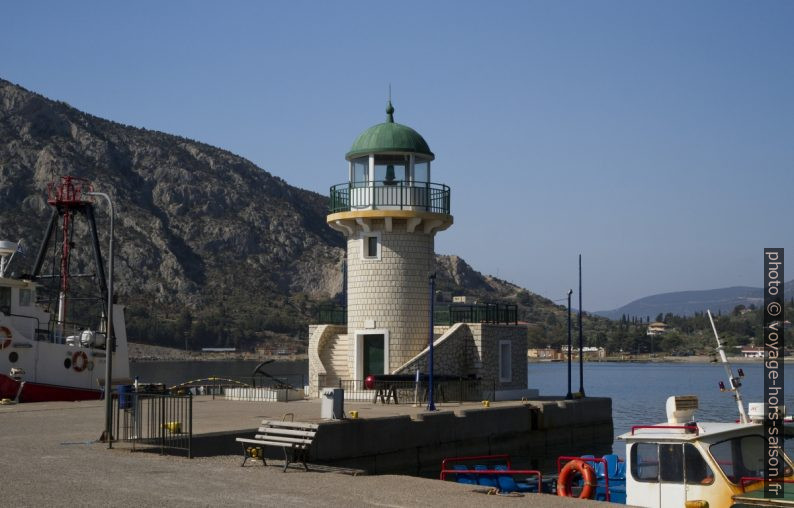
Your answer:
[393,323,472,375]
[311,397,613,475]
[393,322,529,391]
[346,220,435,372]
[308,324,346,397]
[475,324,529,391]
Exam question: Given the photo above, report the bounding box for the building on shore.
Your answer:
[308,102,531,400]
[740,347,764,358]
[646,321,669,336]
[560,345,607,360]
[527,347,563,361]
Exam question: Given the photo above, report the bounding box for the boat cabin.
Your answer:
[0,277,50,343]
[619,396,794,507]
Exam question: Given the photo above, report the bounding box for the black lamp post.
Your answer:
[87,191,114,447]
[578,254,585,397]
[566,288,573,400]
[427,273,436,411]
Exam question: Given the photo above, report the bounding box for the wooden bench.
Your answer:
[236,420,319,472]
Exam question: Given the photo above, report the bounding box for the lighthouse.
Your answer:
[309,102,530,401]
[327,101,452,380]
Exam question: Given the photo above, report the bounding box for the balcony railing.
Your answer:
[314,303,517,326]
[329,181,450,215]
[434,303,518,326]
[316,304,346,325]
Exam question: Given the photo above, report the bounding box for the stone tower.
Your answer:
[327,101,452,379]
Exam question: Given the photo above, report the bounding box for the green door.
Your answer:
[363,334,384,377]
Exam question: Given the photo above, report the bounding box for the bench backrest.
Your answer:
[254,420,319,447]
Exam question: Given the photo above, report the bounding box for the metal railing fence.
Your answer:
[112,392,192,457]
[169,375,307,402]
[329,181,451,214]
[316,305,346,325]
[334,378,492,403]
[434,303,518,325]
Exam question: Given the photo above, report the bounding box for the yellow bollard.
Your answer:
[163,421,182,433]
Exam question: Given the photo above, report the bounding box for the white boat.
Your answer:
[615,395,792,507]
[0,177,129,402]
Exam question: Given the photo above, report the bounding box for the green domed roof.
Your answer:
[346,101,434,160]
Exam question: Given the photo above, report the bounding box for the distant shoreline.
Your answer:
[529,355,767,364]
[129,342,765,365]
[128,342,307,363]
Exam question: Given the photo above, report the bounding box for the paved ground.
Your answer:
[177,395,565,433]
[0,399,609,507]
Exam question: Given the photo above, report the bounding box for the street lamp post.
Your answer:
[427,273,436,411]
[578,254,585,397]
[566,289,573,400]
[88,191,114,448]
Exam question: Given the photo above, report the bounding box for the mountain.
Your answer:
[0,78,564,350]
[596,283,794,320]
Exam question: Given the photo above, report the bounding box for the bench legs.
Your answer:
[240,443,267,468]
[239,443,309,472]
[282,447,309,472]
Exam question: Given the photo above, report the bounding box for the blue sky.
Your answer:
[2,1,792,310]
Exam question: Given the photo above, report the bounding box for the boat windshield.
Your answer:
[709,435,793,484]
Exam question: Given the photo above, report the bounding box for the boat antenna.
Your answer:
[708,309,749,423]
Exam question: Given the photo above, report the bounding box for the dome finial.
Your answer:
[386,84,394,122]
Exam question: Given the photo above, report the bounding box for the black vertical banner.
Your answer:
[764,248,784,498]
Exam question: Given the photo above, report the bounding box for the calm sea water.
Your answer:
[131,360,792,456]
[528,361,794,455]
[130,359,308,387]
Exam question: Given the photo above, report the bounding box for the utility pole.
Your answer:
[566,289,573,400]
[578,254,585,397]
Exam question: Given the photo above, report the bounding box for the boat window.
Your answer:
[631,442,659,482]
[684,444,714,485]
[660,443,684,482]
[0,286,10,314]
[709,435,765,483]
[19,288,32,307]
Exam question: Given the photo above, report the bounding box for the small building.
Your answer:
[647,322,669,336]
[740,347,764,358]
[527,348,563,361]
[452,295,477,304]
[561,345,607,359]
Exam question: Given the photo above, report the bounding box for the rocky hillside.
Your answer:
[0,78,567,350]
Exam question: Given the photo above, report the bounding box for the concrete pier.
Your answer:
[1,396,612,507]
[311,396,613,475]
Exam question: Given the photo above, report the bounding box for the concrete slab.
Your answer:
[0,399,610,507]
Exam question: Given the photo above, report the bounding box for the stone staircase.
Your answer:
[319,333,350,387]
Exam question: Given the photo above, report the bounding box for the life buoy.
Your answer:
[0,326,11,349]
[557,459,597,499]
[72,351,88,372]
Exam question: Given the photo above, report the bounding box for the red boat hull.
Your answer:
[0,373,102,403]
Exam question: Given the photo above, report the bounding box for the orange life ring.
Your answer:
[557,459,597,499]
[0,326,11,349]
[72,351,88,372]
